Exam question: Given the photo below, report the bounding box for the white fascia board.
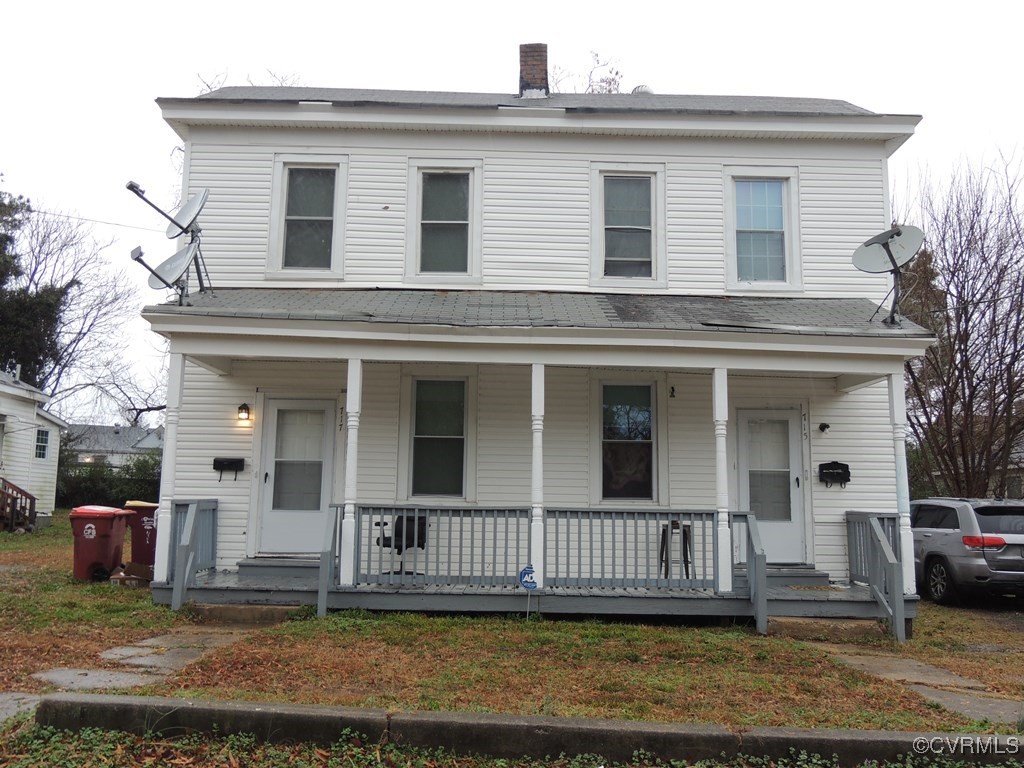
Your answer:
[159,101,920,144]
[36,407,68,429]
[148,318,926,374]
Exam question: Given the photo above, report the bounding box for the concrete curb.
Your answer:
[36,693,1022,767]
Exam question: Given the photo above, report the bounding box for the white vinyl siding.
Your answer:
[181,129,892,300]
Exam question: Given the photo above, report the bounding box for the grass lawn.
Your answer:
[1,511,1019,733]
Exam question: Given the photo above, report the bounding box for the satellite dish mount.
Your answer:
[126,181,213,305]
[851,224,924,327]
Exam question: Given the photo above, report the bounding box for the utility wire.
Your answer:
[31,209,165,234]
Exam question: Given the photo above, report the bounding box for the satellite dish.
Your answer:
[852,225,924,274]
[148,241,198,289]
[165,188,209,238]
[852,225,925,327]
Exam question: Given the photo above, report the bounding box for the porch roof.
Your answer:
[145,288,931,339]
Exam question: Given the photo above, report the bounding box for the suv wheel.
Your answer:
[925,558,958,604]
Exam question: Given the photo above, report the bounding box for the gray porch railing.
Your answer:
[732,512,767,634]
[355,505,532,586]
[846,511,906,642]
[318,505,341,616]
[169,499,218,611]
[545,509,717,588]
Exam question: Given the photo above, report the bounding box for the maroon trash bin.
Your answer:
[123,500,159,569]
[70,506,132,581]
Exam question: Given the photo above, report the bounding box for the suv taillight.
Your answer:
[962,535,1006,551]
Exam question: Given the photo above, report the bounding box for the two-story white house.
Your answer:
[145,45,930,637]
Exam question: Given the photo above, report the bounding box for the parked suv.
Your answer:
[910,498,1024,603]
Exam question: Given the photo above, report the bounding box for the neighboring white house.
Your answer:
[0,368,66,526]
[66,424,164,467]
[143,44,931,631]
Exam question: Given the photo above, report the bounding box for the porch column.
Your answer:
[530,363,545,588]
[888,372,915,593]
[338,358,362,587]
[153,352,185,583]
[713,367,733,592]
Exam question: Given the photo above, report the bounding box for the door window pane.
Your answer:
[421,173,469,273]
[602,384,653,499]
[747,419,790,521]
[412,380,465,496]
[736,179,785,281]
[604,176,652,277]
[272,410,324,510]
[284,168,335,269]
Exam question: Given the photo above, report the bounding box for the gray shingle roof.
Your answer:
[67,425,163,455]
[185,86,877,118]
[146,289,931,338]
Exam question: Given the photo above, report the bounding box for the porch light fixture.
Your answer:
[818,423,830,433]
[238,403,251,422]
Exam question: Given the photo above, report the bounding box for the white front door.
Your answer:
[258,399,336,555]
[737,409,806,564]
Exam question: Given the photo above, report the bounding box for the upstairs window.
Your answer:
[420,172,470,273]
[35,429,49,459]
[405,159,482,282]
[590,163,666,287]
[284,167,336,269]
[603,176,652,277]
[268,155,347,277]
[725,167,800,290]
[735,179,785,281]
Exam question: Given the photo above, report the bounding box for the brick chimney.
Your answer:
[519,43,549,98]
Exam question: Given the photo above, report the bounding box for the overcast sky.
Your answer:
[3,0,1019,419]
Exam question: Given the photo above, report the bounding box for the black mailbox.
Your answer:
[818,461,851,488]
[213,457,245,480]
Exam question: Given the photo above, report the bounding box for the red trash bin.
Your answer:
[123,500,159,569]
[70,506,132,581]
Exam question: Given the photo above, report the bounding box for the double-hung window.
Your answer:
[406,159,482,281]
[35,429,49,460]
[411,380,466,496]
[601,384,654,500]
[603,176,653,277]
[269,155,347,277]
[591,164,665,287]
[725,167,800,289]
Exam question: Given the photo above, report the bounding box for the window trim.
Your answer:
[267,154,348,279]
[35,428,49,460]
[724,166,801,292]
[405,158,483,283]
[397,366,478,502]
[589,372,669,506]
[590,163,667,289]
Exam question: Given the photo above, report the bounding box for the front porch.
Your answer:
[154,502,914,639]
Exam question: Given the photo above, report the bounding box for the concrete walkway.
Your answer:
[819,643,1024,726]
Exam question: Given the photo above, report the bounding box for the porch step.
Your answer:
[185,603,303,626]
[767,616,888,642]
[236,558,319,583]
[767,566,830,587]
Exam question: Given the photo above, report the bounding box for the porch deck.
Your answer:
[152,569,915,622]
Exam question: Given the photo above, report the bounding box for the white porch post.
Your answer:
[338,358,363,587]
[530,363,545,588]
[713,367,733,592]
[888,372,915,593]
[153,352,184,584]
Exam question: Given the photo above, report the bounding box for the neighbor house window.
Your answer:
[406,159,482,281]
[603,176,652,277]
[35,429,48,459]
[412,380,466,496]
[601,384,653,499]
[726,167,800,289]
[268,155,347,276]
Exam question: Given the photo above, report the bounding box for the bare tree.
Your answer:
[551,52,623,95]
[902,160,1024,496]
[15,210,140,412]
